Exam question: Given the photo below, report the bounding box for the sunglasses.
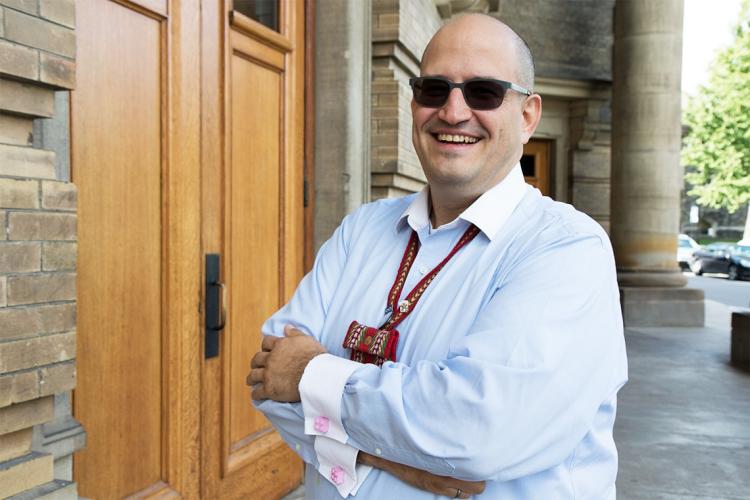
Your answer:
[409,76,532,110]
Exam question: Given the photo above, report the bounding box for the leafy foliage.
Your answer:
[682,0,750,212]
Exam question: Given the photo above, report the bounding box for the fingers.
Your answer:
[251,351,269,369]
[251,384,268,401]
[246,368,264,386]
[284,324,305,337]
[433,478,485,498]
[261,335,279,352]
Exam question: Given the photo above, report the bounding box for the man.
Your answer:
[248,13,627,499]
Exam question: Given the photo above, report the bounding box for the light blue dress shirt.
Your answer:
[256,165,628,499]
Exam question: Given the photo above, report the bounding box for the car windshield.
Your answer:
[732,245,750,257]
[679,239,692,248]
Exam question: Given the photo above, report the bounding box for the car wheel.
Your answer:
[691,260,703,275]
[728,265,739,281]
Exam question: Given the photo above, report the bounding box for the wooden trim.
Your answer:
[230,10,293,53]
[199,0,226,498]
[229,30,285,71]
[122,481,179,499]
[303,0,315,271]
[162,0,202,496]
[112,0,168,19]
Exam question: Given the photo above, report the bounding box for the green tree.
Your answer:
[682,0,750,241]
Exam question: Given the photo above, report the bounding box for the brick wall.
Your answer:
[0,0,82,498]
[370,0,441,199]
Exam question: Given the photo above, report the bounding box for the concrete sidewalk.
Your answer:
[615,300,750,499]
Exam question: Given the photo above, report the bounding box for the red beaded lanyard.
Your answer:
[343,224,480,365]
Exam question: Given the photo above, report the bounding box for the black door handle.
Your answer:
[205,253,226,358]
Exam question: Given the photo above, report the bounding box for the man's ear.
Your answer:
[520,94,542,144]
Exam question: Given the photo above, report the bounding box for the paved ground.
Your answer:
[615,300,750,499]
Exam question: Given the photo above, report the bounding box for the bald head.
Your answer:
[421,14,535,90]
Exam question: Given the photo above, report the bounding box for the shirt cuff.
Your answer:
[314,436,373,497]
[299,353,361,444]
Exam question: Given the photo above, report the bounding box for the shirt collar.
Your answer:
[396,163,527,241]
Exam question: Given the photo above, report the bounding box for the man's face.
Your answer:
[412,25,533,196]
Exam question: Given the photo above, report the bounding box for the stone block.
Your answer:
[0,451,53,498]
[0,331,75,372]
[0,276,6,306]
[0,7,4,38]
[7,272,75,305]
[0,39,38,81]
[570,180,610,218]
[4,9,75,59]
[41,242,75,271]
[40,181,75,211]
[0,303,76,341]
[0,178,39,209]
[731,311,750,367]
[0,210,6,240]
[39,0,74,29]
[620,287,705,327]
[39,361,75,397]
[0,370,39,407]
[39,53,74,89]
[0,396,54,434]
[0,144,56,179]
[0,242,41,273]
[0,428,32,462]
[571,148,611,178]
[7,479,76,500]
[0,78,54,118]
[8,212,75,240]
[0,113,33,146]
[0,0,38,15]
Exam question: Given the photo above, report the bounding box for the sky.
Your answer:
[682,0,743,104]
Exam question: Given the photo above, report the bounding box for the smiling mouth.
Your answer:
[433,133,480,144]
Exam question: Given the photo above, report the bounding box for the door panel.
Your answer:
[228,57,281,446]
[201,2,306,498]
[521,139,552,197]
[73,2,163,496]
[72,0,201,497]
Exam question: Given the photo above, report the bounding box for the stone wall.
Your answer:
[370,0,441,199]
[0,0,83,497]
[496,0,615,82]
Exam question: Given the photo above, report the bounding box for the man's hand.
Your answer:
[359,451,485,498]
[247,325,327,402]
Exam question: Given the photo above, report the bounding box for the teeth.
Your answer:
[436,133,479,144]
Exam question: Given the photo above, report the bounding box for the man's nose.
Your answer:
[437,87,472,124]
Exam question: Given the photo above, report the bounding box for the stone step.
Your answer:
[7,479,76,500]
[0,451,54,498]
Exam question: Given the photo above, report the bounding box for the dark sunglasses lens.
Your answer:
[464,81,504,110]
[414,78,450,107]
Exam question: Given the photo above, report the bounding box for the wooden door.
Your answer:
[201,1,306,498]
[72,0,201,497]
[521,139,552,196]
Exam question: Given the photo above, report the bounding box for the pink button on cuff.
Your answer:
[314,416,330,433]
[330,465,346,485]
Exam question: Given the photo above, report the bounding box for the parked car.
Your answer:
[677,234,701,270]
[690,243,750,280]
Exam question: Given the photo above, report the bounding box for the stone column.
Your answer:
[611,0,704,326]
[314,0,372,251]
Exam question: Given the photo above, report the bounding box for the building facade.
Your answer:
[0,0,691,498]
